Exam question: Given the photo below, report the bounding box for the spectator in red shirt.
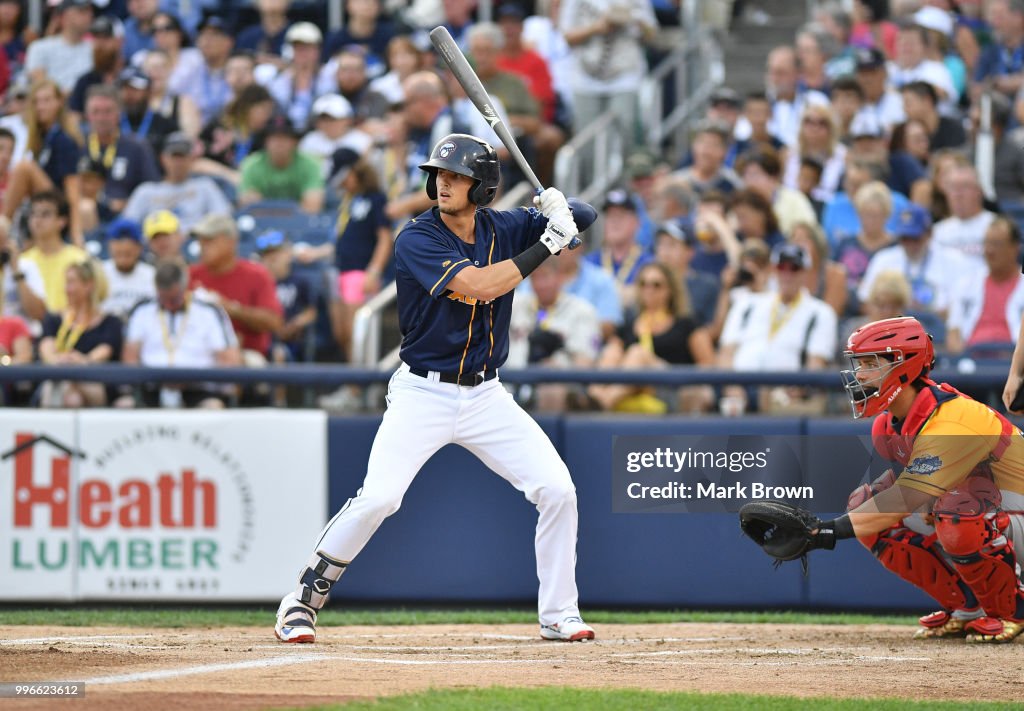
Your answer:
[0,314,30,364]
[496,3,557,123]
[188,213,283,358]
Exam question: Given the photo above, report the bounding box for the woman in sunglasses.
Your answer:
[784,103,846,202]
[588,261,714,413]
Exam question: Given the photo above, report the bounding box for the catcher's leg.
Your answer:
[865,524,982,638]
[933,478,1024,643]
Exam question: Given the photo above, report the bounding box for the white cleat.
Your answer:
[274,592,318,643]
[540,616,595,642]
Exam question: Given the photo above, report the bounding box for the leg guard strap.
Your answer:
[298,551,349,610]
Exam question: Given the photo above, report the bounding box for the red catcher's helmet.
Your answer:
[840,317,935,419]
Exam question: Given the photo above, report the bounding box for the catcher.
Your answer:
[741,317,1024,643]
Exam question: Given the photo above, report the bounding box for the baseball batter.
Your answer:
[750,317,1024,642]
[275,134,597,643]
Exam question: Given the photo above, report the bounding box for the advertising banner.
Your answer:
[0,410,327,602]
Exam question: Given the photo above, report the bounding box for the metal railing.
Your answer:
[552,113,627,205]
[639,28,724,162]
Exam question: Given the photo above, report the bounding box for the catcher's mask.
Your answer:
[839,317,934,419]
[419,133,500,206]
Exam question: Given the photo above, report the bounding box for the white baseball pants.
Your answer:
[313,364,583,625]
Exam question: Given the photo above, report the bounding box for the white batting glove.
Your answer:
[533,187,569,219]
[539,213,578,254]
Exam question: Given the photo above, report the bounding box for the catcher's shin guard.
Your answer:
[870,526,978,612]
[933,480,1024,624]
[298,551,349,610]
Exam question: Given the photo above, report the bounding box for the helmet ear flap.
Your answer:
[425,170,438,200]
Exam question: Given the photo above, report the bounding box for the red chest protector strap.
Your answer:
[872,380,1016,467]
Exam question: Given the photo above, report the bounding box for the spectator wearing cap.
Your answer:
[189,213,283,358]
[585,190,653,310]
[142,48,202,138]
[82,84,161,214]
[495,5,564,184]
[736,147,817,237]
[559,0,657,155]
[507,257,601,411]
[256,230,317,367]
[969,92,1024,205]
[853,46,906,132]
[316,46,391,121]
[238,114,325,213]
[783,103,847,202]
[119,257,240,409]
[900,80,965,151]
[718,243,837,410]
[0,79,28,165]
[296,154,390,358]
[122,0,158,62]
[100,217,156,319]
[122,131,231,234]
[3,79,84,244]
[932,164,997,271]
[890,20,958,112]
[914,6,968,99]
[118,66,179,157]
[298,94,373,180]
[182,15,234,126]
[236,0,292,60]
[653,219,720,327]
[77,152,117,233]
[68,14,125,116]
[589,261,715,414]
[674,120,742,197]
[623,150,662,250]
[322,0,400,76]
[725,91,786,168]
[757,46,828,149]
[846,111,928,199]
[976,0,1024,99]
[25,0,94,92]
[708,87,743,134]
[143,209,185,263]
[859,203,959,336]
[948,216,1024,356]
[268,22,323,132]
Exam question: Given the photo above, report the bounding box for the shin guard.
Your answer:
[298,552,349,610]
[870,526,978,612]
[934,480,1024,622]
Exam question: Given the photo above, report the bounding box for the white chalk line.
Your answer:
[0,634,153,646]
[329,656,568,666]
[83,653,327,686]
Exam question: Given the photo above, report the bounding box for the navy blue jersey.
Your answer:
[394,205,546,374]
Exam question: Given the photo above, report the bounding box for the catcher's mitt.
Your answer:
[739,501,835,569]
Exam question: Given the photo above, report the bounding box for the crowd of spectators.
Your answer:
[1,0,1022,416]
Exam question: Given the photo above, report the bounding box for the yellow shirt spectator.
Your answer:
[19,244,88,312]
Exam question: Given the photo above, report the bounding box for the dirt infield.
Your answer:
[0,622,1020,709]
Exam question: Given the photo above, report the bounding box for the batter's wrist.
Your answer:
[512,241,551,278]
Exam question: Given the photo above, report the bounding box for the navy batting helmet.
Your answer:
[419,134,500,206]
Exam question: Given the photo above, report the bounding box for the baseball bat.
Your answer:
[429,26,544,193]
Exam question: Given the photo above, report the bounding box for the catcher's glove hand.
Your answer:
[739,501,837,569]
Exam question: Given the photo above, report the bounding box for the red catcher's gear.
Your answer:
[933,478,1024,622]
[840,317,935,419]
